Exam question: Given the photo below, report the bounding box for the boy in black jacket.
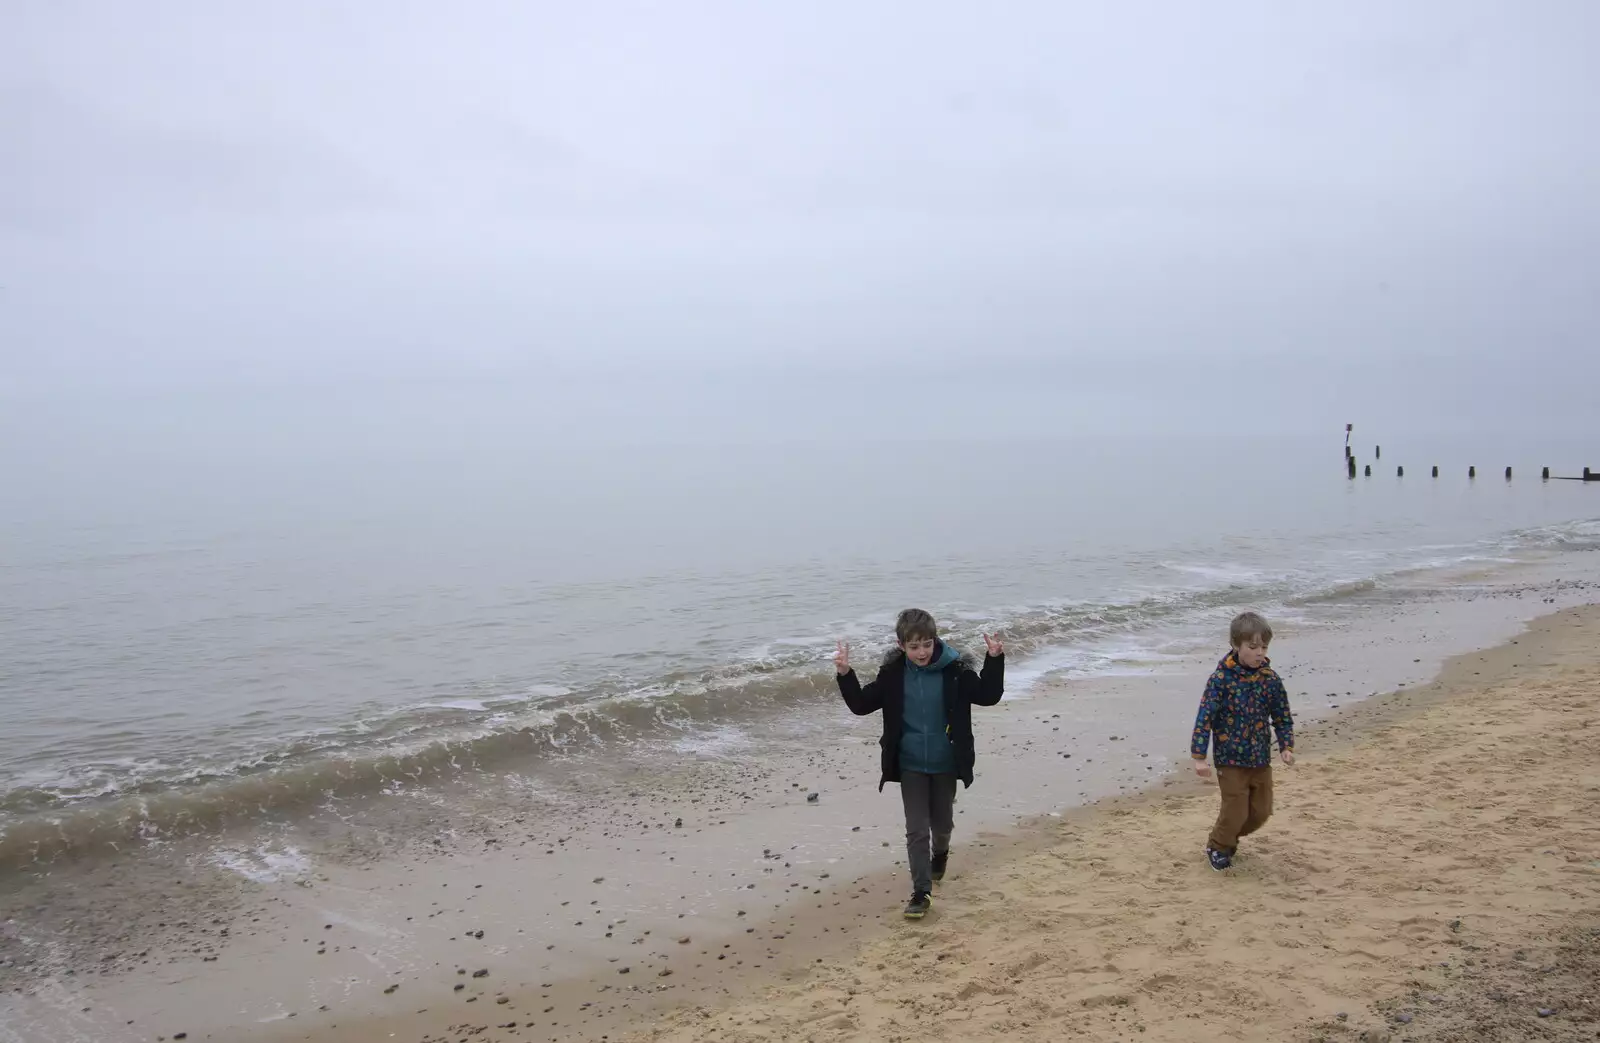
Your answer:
[834,608,1005,919]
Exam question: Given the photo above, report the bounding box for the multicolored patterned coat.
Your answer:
[1189,652,1294,768]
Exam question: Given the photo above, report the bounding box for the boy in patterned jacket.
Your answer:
[1190,611,1295,871]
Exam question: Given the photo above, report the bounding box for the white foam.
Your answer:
[1160,562,1262,583]
[1006,636,1200,698]
[672,726,752,758]
[211,844,312,884]
[422,699,489,712]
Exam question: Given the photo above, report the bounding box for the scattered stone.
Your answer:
[383,984,398,994]
[806,793,819,803]
[1538,1008,1556,1017]
[1394,1012,1413,1024]
[472,969,489,978]
[496,996,509,1005]
[674,818,683,828]
[619,967,630,974]
[454,984,465,992]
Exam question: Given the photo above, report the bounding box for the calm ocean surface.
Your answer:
[2,431,1597,857]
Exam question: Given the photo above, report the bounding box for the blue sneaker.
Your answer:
[1207,847,1233,872]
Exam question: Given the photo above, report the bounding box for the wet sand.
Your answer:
[2,567,1597,1042]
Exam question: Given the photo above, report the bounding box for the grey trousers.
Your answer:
[900,770,958,893]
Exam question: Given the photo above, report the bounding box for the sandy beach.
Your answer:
[259,601,1599,1043]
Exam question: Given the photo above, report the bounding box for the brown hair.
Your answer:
[895,608,938,645]
[1230,611,1273,647]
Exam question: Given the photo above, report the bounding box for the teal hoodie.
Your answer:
[900,642,961,774]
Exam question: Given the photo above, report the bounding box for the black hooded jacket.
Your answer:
[835,642,1005,790]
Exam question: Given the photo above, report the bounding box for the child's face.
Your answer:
[899,636,937,667]
[1234,637,1269,669]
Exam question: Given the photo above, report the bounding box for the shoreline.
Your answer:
[3,564,1597,1043]
[265,599,1600,1043]
[609,602,1600,1043]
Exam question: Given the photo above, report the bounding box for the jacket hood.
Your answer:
[883,640,974,671]
[1219,651,1272,674]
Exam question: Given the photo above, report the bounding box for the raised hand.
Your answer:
[834,639,851,675]
[983,632,1004,657]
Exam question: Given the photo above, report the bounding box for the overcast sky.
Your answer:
[3,1,1599,450]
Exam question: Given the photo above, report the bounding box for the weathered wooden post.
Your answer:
[1505,466,1513,480]
[1397,466,1404,477]
[1376,445,1381,460]
[1348,457,1357,479]
[1586,467,1594,481]
[1543,467,1551,480]
[1432,465,1439,477]
[1364,464,1372,477]
[1469,466,1477,478]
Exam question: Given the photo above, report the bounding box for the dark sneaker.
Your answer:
[1207,847,1233,872]
[903,891,931,919]
[931,850,949,882]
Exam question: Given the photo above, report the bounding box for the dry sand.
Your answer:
[277,603,1599,1043]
